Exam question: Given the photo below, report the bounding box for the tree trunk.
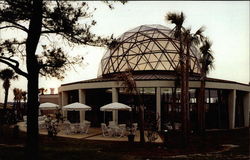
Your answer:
[179,32,188,147]
[172,87,177,122]
[185,44,190,143]
[139,105,145,143]
[26,73,39,159]
[3,87,9,111]
[25,0,43,159]
[136,91,145,143]
[200,77,206,135]
[198,68,206,135]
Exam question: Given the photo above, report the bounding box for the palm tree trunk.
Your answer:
[179,31,188,147]
[198,68,206,135]
[139,105,145,143]
[136,91,145,143]
[185,44,190,143]
[172,87,177,122]
[3,88,9,111]
[200,76,206,134]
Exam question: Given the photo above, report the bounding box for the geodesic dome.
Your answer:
[99,24,201,76]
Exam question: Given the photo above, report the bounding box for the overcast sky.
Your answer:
[0,1,249,102]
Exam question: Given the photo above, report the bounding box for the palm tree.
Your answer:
[117,68,145,143]
[13,88,25,120]
[199,39,214,135]
[0,68,18,110]
[182,27,205,134]
[21,91,27,118]
[166,12,189,146]
[13,88,22,119]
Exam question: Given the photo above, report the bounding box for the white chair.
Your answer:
[80,121,91,134]
[23,116,27,127]
[38,116,45,121]
[101,123,112,136]
[84,121,91,134]
[118,124,126,137]
[38,120,46,129]
[70,123,80,133]
[79,123,85,134]
[108,121,116,127]
[132,123,138,135]
[61,123,71,135]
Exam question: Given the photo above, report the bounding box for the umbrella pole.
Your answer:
[104,111,105,124]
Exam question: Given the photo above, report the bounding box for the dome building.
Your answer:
[58,24,250,130]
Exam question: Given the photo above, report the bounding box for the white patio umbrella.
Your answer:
[100,102,132,111]
[100,102,132,124]
[39,102,59,110]
[62,102,91,111]
[62,102,92,123]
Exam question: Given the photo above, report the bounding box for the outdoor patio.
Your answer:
[17,122,163,143]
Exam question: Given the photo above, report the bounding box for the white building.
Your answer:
[58,25,250,130]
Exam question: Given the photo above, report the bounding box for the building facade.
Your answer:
[58,25,250,130]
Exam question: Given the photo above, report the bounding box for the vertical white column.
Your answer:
[156,87,161,131]
[79,89,86,104]
[57,92,62,119]
[243,92,250,127]
[79,89,86,123]
[79,110,85,124]
[112,87,119,124]
[228,89,236,129]
[59,92,62,107]
[62,91,68,120]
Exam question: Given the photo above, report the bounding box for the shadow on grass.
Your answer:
[0,126,249,160]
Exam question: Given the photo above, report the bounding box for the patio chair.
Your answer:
[70,123,80,134]
[23,116,27,127]
[132,123,138,135]
[38,120,46,129]
[61,122,71,134]
[38,116,45,121]
[80,121,91,134]
[118,124,126,137]
[84,122,91,134]
[108,121,116,127]
[101,123,112,136]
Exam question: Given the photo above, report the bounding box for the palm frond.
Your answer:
[200,39,214,75]
[0,68,18,81]
[166,12,185,27]
[116,68,137,95]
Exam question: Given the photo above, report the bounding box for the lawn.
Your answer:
[0,126,249,160]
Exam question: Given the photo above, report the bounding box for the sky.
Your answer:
[0,1,249,102]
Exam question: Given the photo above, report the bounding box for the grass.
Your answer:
[0,126,249,160]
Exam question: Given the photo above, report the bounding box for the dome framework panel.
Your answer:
[100,24,201,76]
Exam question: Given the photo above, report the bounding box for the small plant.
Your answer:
[126,126,135,143]
[45,115,59,137]
[127,126,136,135]
[145,111,160,143]
[55,108,64,123]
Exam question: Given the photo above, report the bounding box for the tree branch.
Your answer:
[0,58,28,78]
[0,20,29,32]
[41,29,65,34]
[0,56,20,67]
[0,25,19,30]
[38,63,57,69]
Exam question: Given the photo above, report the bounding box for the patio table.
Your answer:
[70,123,81,133]
[109,124,126,137]
[109,125,120,136]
